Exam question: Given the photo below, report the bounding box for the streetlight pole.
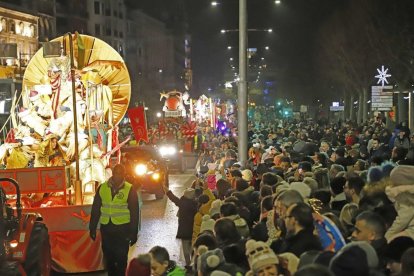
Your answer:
[238,0,248,165]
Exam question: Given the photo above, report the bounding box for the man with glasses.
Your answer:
[272,202,322,257]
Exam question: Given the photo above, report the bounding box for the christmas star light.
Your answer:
[375,65,391,87]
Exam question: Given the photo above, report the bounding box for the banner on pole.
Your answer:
[128,106,149,143]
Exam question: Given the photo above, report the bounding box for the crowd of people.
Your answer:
[125,116,414,276]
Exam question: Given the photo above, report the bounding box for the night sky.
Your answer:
[128,0,345,102]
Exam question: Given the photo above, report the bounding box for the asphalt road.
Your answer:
[130,172,196,264]
[56,172,196,276]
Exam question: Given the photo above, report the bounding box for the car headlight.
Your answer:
[160,146,177,156]
[152,172,161,181]
[135,164,147,176]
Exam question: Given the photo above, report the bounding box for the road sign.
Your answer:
[371,85,393,111]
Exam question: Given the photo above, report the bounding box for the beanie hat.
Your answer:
[242,169,253,182]
[297,250,320,269]
[330,177,346,195]
[390,165,414,186]
[314,251,335,267]
[245,239,279,273]
[290,182,311,199]
[303,177,318,193]
[210,199,222,218]
[200,215,215,233]
[183,188,196,200]
[278,252,299,274]
[343,241,378,269]
[274,182,290,197]
[384,236,414,262]
[198,248,226,274]
[367,166,384,183]
[329,245,369,276]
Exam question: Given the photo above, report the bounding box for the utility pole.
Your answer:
[238,0,248,165]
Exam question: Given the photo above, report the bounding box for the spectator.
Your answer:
[245,239,289,276]
[399,247,414,276]
[214,218,249,271]
[329,164,345,181]
[339,203,359,238]
[149,246,185,276]
[251,195,273,242]
[220,202,250,239]
[329,176,347,214]
[394,128,410,150]
[385,165,414,242]
[164,186,198,268]
[295,264,334,276]
[272,202,322,257]
[383,236,414,276]
[344,175,365,204]
[197,247,245,276]
[352,211,387,265]
[126,253,151,276]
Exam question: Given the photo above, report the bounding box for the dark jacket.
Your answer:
[166,190,198,240]
[251,217,269,242]
[90,179,139,239]
[272,229,323,257]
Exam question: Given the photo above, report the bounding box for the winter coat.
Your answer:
[271,229,322,257]
[192,188,215,244]
[394,136,410,149]
[163,261,185,276]
[225,214,250,239]
[166,191,198,240]
[385,184,414,241]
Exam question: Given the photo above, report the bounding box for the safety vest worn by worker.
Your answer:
[99,182,132,225]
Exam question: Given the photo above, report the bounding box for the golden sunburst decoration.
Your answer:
[22,34,131,126]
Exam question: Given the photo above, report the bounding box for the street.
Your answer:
[129,172,196,265]
[62,172,196,276]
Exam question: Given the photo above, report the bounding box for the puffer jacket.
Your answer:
[385,184,414,241]
[192,188,215,244]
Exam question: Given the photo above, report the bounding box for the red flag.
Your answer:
[128,106,149,143]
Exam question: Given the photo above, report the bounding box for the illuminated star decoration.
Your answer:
[375,65,391,87]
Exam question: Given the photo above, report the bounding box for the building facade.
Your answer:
[86,0,126,57]
[126,9,179,110]
[55,0,87,36]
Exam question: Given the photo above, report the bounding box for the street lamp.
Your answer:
[227,46,232,50]
[211,1,219,6]
[275,0,281,4]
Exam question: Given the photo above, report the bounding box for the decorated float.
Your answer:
[0,33,130,273]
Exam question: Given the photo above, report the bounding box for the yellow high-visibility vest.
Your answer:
[99,182,132,225]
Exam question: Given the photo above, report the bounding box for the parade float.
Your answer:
[0,33,130,273]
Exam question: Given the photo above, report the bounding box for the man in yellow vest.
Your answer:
[90,164,139,276]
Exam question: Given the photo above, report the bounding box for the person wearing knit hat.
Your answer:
[278,252,299,274]
[200,215,215,234]
[329,244,370,276]
[290,182,311,199]
[209,199,222,220]
[384,236,414,276]
[245,239,282,276]
[385,165,414,242]
[241,169,253,182]
[198,248,244,276]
